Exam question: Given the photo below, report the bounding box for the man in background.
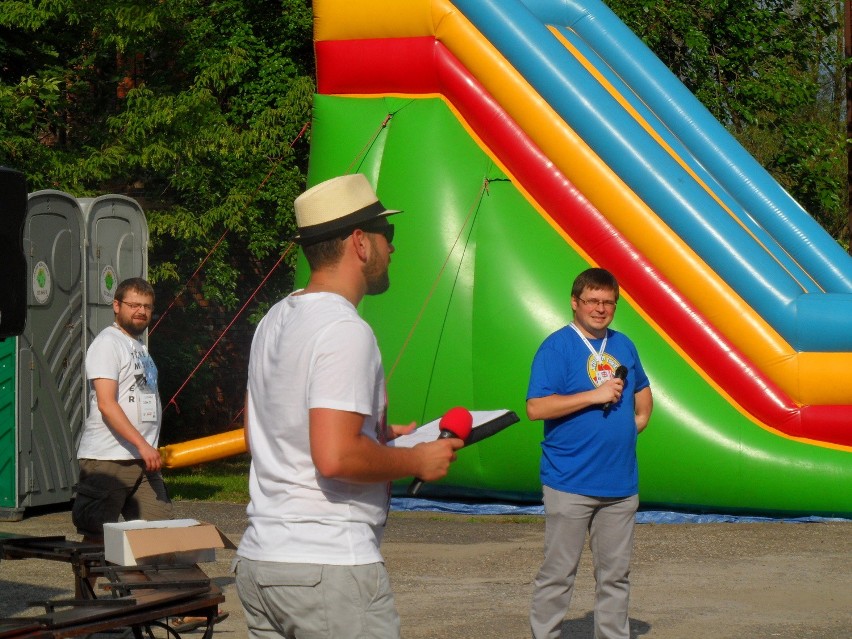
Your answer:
[72,278,227,630]
[72,277,171,544]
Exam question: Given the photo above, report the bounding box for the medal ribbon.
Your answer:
[569,322,607,367]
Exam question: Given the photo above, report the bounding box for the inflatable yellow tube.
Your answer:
[160,429,248,469]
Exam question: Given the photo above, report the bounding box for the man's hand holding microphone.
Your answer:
[408,407,472,495]
[601,365,628,414]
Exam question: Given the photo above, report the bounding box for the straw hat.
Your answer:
[294,174,401,245]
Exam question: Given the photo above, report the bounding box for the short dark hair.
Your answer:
[115,277,154,302]
[301,235,347,270]
[571,268,619,300]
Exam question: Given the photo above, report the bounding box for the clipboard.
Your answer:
[388,409,519,448]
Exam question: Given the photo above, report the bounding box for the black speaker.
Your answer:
[0,167,27,338]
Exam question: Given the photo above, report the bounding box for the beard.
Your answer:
[116,314,150,337]
[364,236,390,296]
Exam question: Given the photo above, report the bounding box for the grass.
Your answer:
[163,455,251,502]
[162,456,543,524]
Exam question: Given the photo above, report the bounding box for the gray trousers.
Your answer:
[530,487,638,639]
[235,557,400,639]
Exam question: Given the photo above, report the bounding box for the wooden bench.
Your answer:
[0,535,224,639]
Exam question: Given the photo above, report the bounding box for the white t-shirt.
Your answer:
[237,291,389,566]
[77,325,162,460]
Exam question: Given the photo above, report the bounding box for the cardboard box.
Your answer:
[103,519,236,566]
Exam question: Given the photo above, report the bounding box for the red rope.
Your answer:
[228,113,400,422]
[150,120,311,335]
[165,243,295,413]
[150,230,228,335]
[165,108,400,415]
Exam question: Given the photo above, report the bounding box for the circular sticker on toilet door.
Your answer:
[32,261,52,305]
[101,265,117,303]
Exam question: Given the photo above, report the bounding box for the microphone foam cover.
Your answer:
[439,406,473,440]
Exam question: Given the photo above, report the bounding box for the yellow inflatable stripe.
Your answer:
[437,2,852,405]
[313,0,435,41]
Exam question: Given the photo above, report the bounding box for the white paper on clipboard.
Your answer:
[388,409,519,448]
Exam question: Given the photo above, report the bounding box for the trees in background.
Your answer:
[0,0,848,438]
[0,0,314,283]
[0,0,315,438]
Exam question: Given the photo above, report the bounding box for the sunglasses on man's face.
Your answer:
[362,223,395,244]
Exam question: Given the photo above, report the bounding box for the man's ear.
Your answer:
[351,229,370,261]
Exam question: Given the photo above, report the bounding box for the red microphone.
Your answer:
[408,407,473,496]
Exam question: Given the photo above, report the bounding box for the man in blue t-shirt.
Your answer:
[527,268,653,639]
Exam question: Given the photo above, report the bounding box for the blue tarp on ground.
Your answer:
[390,498,849,523]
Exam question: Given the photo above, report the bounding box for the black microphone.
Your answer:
[408,407,473,496]
[603,366,628,412]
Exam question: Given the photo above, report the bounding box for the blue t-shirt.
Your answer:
[527,325,650,497]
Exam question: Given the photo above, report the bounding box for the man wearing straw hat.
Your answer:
[234,174,463,639]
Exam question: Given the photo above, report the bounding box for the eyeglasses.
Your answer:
[120,301,154,312]
[362,223,395,244]
[577,297,617,310]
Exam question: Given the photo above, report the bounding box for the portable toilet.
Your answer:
[1,190,86,520]
[77,195,148,344]
[0,192,147,521]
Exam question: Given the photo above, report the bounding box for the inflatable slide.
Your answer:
[286,0,852,517]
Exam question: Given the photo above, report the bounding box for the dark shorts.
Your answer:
[72,459,173,540]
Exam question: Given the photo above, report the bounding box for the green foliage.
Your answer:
[0,0,314,439]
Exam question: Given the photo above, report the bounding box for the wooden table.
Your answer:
[0,535,224,639]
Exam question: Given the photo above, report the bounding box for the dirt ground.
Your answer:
[1,501,850,638]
